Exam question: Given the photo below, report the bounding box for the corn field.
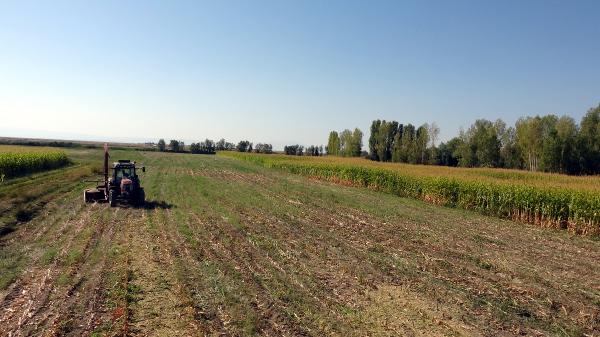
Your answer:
[0,149,70,180]
[222,152,600,236]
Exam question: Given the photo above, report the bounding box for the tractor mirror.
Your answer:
[142,166,146,173]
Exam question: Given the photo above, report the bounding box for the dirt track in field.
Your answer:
[1,150,599,336]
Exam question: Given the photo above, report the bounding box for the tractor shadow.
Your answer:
[91,199,174,210]
[140,200,175,210]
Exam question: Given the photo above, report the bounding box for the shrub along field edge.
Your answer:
[0,151,70,180]
[221,152,600,236]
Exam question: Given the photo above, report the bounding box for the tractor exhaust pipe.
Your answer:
[104,143,109,190]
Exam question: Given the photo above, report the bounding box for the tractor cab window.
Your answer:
[116,167,135,179]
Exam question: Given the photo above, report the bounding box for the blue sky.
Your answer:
[1,0,599,149]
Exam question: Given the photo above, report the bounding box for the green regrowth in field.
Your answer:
[220,152,600,236]
[0,145,70,180]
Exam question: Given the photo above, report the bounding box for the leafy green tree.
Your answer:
[190,140,216,154]
[339,129,353,156]
[416,124,429,164]
[255,143,273,154]
[391,130,403,163]
[436,137,462,166]
[157,139,166,152]
[476,121,501,167]
[386,121,399,161]
[513,114,576,172]
[328,128,363,157]
[168,139,180,152]
[327,131,340,155]
[534,115,558,172]
[555,116,579,174]
[401,124,417,164]
[350,128,363,157]
[306,145,320,156]
[456,119,501,167]
[374,122,387,161]
[499,126,522,169]
[427,122,440,164]
[284,145,304,155]
[578,104,600,174]
[516,116,544,171]
[216,139,226,151]
[399,123,417,164]
[201,139,215,153]
[369,120,381,160]
[540,128,561,172]
[455,128,475,167]
[236,140,251,152]
[374,121,397,162]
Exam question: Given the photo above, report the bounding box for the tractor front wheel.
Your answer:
[109,190,116,207]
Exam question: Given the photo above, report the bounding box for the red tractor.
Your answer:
[84,144,145,207]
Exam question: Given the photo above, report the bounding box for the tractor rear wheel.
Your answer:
[109,190,116,207]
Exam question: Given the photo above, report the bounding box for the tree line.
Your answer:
[367,104,600,175]
[156,138,273,154]
[326,128,363,156]
[157,139,186,153]
[283,145,324,156]
[190,139,215,154]
[153,103,599,175]
[368,121,438,164]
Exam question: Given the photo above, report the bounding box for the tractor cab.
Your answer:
[107,160,145,206]
[111,160,139,184]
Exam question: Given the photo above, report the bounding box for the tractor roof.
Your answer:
[113,161,136,168]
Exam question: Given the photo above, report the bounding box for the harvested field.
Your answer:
[1,148,599,336]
